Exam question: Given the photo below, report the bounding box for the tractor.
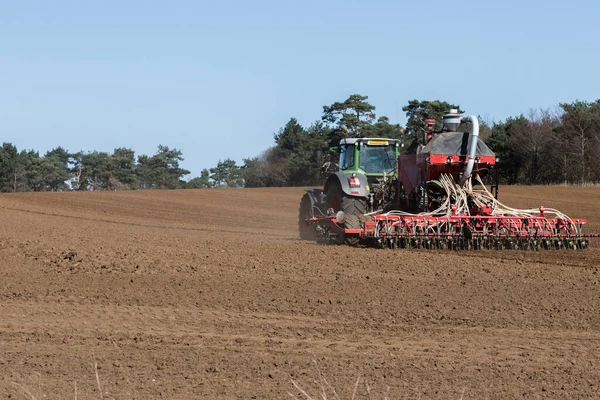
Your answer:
[298,137,403,244]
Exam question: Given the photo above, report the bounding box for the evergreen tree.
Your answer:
[402,100,463,147]
[210,159,243,187]
[148,145,190,189]
[186,169,212,188]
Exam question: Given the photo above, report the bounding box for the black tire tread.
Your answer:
[327,181,367,216]
[325,181,368,246]
[343,215,362,246]
[298,194,316,241]
[341,195,367,215]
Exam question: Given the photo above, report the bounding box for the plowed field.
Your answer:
[1,186,600,399]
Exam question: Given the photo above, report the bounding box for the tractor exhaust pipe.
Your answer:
[443,110,479,186]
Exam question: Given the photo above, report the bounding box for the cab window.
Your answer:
[358,144,397,173]
[339,145,355,170]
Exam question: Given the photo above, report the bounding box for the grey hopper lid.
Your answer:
[420,131,495,157]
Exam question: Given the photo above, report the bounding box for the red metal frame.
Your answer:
[310,214,598,240]
[399,153,496,195]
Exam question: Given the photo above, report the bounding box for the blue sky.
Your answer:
[1,0,598,177]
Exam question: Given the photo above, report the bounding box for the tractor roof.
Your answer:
[339,137,400,145]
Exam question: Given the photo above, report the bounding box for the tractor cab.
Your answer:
[338,138,401,176]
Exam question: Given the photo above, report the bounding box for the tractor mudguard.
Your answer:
[304,188,325,209]
[324,172,370,198]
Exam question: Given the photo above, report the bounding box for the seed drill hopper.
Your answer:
[299,110,598,250]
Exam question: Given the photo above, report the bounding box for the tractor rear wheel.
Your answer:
[326,182,367,215]
[326,182,366,246]
[298,193,316,241]
[342,215,362,246]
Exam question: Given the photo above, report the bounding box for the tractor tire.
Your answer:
[326,182,367,246]
[343,215,362,246]
[326,182,367,216]
[341,194,367,215]
[298,193,316,241]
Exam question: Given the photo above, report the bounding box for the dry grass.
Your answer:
[94,361,103,399]
[288,359,467,400]
[10,360,104,400]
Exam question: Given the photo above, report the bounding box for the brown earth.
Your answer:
[1,186,600,399]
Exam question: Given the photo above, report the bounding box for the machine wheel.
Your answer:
[326,182,366,246]
[343,215,362,246]
[298,193,316,241]
[326,181,367,215]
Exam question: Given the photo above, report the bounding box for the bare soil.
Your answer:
[1,186,600,399]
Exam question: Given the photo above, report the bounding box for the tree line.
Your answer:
[2,95,599,192]
[241,95,600,187]
[0,144,191,192]
[486,101,600,184]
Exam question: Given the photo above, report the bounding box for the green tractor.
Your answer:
[298,137,402,244]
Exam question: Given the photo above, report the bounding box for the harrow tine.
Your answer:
[332,212,597,251]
